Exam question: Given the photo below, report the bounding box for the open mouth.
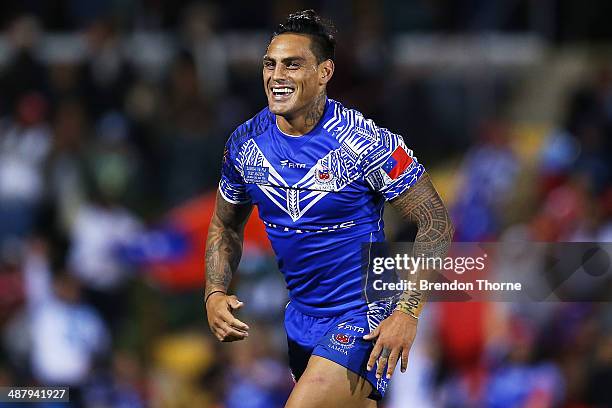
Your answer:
[270,86,295,101]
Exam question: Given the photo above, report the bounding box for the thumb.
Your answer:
[227,295,244,310]
[363,325,380,341]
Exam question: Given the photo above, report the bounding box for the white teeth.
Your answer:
[272,87,294,95]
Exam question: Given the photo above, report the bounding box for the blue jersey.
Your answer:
[219,99,424,317]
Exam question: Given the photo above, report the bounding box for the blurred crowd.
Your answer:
[403,72,612,407]
[0,2,611,408]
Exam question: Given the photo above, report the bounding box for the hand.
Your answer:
[205,293,250,342]
[364,310,418,379]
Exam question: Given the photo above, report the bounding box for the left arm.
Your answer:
[365,172,454,379]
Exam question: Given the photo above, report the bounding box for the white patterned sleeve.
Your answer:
[362,128,425,201]
[218,138,251,204]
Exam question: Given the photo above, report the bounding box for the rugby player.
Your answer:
[205,10,453,407]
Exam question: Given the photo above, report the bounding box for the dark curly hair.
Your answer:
[273,9,336,63]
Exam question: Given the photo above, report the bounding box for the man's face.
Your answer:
[263,34,323,117]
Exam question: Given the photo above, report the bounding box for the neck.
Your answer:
[277,91,326,136]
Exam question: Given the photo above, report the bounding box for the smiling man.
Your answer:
[205,10,453,408]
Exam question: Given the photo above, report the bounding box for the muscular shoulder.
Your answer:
[227,106,275,149]
[329,100,406,172]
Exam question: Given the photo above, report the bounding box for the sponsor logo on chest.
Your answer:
[280,160,306,169]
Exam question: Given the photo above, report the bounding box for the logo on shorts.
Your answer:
[330,333,356,349]
[337,322,365,334]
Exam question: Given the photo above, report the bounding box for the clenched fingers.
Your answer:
[213,319,248,341]
[219,307,249,332]
[220,321,248,340]
[212,309,249,342]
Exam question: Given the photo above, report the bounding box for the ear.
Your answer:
[319,59,334,85]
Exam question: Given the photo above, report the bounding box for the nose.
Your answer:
[272,64,288,82]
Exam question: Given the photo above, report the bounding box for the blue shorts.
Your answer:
[284,301,393,400]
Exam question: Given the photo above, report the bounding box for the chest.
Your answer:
[237,136,370,223]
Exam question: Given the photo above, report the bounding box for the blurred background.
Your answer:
[0,0,611,407]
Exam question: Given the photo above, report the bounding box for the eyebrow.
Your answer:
[263,56,307,64]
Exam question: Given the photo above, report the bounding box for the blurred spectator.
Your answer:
[157,51,225,207]
[585,323,612,407]
[67,192,141,328]
[0,92,51,241]
[179,3,228,101]
[45,99,90,234]
[485,318,565,408]
[89,111,144,205]
[223,326,292,408]
[17,240,109,393]
[83,350,146,408]
[0,16,46,116]
[80,18,134,119]
[0,241,25,328]
[452,119,519,241]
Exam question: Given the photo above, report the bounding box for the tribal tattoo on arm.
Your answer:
[205,194,253,300]
[389,172,454,319]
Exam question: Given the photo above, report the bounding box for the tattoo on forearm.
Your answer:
[390,173,454,316]
[205,194,253,299]
[391,173,453,259]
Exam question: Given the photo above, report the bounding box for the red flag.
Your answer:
[385,147,413,179]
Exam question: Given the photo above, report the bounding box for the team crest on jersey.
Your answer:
[330,333,356,349]
[314,165,334,185]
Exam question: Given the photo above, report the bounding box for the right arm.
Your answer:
[205,193,253,342]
